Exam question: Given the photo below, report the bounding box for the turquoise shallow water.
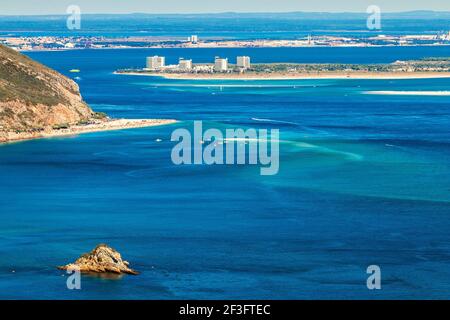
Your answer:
[1,47,450,299]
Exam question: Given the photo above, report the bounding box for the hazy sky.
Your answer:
[2,0,450,15]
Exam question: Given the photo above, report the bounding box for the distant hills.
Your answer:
[2,10,450,20]
[0,11,448,36]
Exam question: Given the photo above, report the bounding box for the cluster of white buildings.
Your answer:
[188,35,199,44]
[214,57,228,72]
[214,56,251,72]
[178,58,193,70]
[146,56,166,69]
[237,56,251,69]
[145,55,252,73]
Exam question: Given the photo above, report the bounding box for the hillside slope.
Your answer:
[0,44,97,142]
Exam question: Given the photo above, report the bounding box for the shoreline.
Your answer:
[365,90,450,96]
[15,43,450,53]
[115,71,450,80]
[0,118,177,144]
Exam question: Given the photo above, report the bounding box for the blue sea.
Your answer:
[1,46,450,299]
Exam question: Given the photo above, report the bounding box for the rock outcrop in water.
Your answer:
[58,244,139,275]
[0,44,104,142]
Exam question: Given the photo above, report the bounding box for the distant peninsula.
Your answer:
[115,57,450,80]
[0,44,175,143]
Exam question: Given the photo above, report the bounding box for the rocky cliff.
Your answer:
[58,244,139,275]
[0,44,99,142]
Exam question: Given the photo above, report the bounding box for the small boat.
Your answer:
[69,69,81,73]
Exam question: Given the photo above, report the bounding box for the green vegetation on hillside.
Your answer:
[0,44,75,106]
[0,44,96,137]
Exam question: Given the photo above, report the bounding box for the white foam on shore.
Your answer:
[364,91,450,96]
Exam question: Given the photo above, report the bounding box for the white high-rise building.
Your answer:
[146,56,165,70]
[236,56,251,69]
[190,35,199,43]
[214,57,228,72]
[178,58,193,70]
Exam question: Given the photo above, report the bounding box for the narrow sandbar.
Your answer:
[365,91,450,96]
[115,71,450,80]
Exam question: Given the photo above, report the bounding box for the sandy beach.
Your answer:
[0,118,177,143]
[365,91,450,96]
[115,71,450,80]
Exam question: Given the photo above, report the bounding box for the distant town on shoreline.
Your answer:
[2,31,450,52]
